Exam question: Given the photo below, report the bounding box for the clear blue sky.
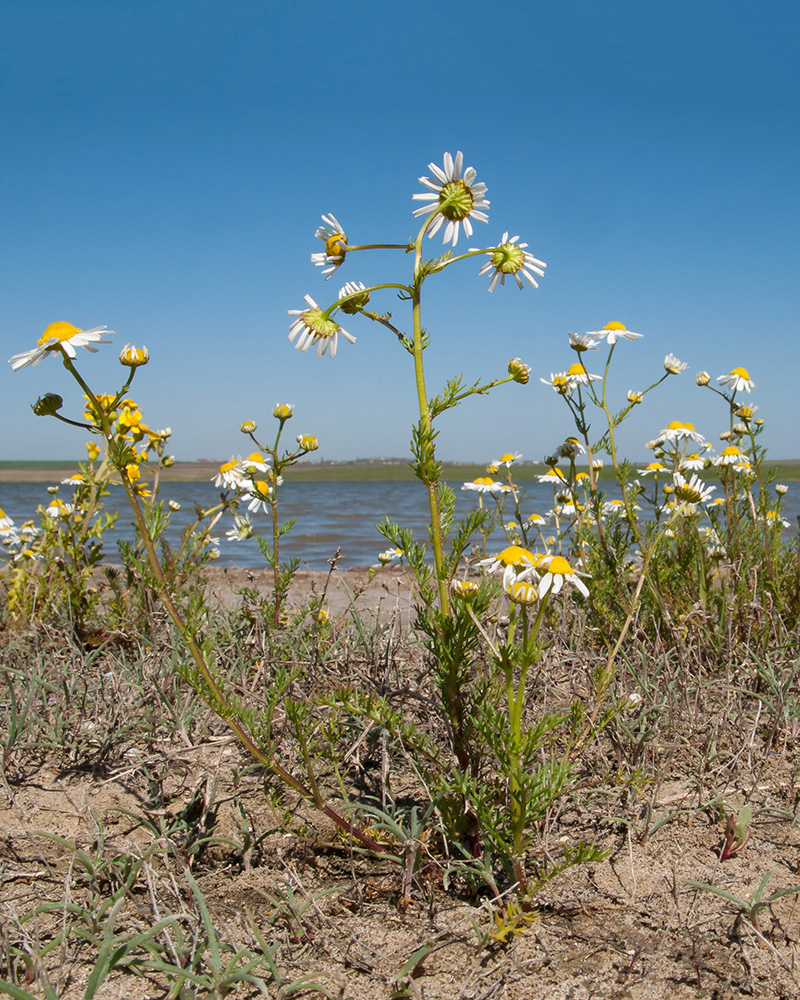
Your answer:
[3,1,799,464]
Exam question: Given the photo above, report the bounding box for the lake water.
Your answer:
[1,479,797,571]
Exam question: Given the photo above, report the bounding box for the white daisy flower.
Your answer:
[717,367,755,393]
[461,477,509,494]
[659,421,705,444]
[478,544,542,591]
[672,472,716,506]
[585,321,643,345]
[226,516,254,542]
[310,213,348,279]
[540,372,573,395]
[377,547,403,565]
[715,445,746,467]
[601,499,641,517]
[537,555,590,599]
[627,391,643,404]
[45,498,74,519]
[564,363,601,387]
[664,354,688,375]
[537,467,568,485]
[559,437,585,458]
[548,502,584,518]
[412,151,489,246]
[246,480,274,513]
[0,509,14,531]
[765,511,791,529]
[9,322,113,371]
[492,451,522,468]
[61,474,86,486]
[524,513,548,527]
[568,332,600,352]
[288,294,355,358]
[241,451,270,474]
[474,232,546,292]
[213,458,249,491]
[680,453,706,471]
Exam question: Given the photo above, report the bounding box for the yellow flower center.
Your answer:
[667,420,695,431]
[546,555,573,575]
[245,451,265,465]
[38,321,80,346]
[730,367,751,380]
[497,545,536,566]
[325,233,347,258]
[474,477,494,485]
[544,468,565,478]
[220,459,238,473]
[603,321,626,331]
[721,445,742,456]
[566,363,587,377]
[254,480,270,497]
[500,453,515,462]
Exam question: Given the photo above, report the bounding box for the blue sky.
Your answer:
[3,0,799,464]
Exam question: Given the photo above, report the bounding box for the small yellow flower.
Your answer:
[273,404,294,420]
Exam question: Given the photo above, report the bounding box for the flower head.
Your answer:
[564,362,601,387]
[451,580,479,600]
[659,420,705,444]
[540,372,573,395]
[273,404,294,420]
[461,477,508,494]
[9,322,113,371]
[585,321,643,345]
[475,232,546,292]
[310,213,348,279]
[478,544,542,590]
[119,344,149,367]
[378,547,403,565]
[568,332,600,352]
[32,393,64,416]
[537,555,590,599]
[246,480,274,513]
[288,294,355,358]
[672,471,716,506]
[412,151,489,246]
[717,367,755,394]
[505,579,539,605]
[226,516,254,541]
[296,434,319,451]
[664,354,688,375]
[695,371,711,386]
[493,451,521,468]
[337,281,370,314]
[507,358,531,384]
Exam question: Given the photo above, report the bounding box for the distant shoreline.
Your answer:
[1,458,799,484]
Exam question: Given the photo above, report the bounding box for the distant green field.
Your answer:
[3,459,800,482]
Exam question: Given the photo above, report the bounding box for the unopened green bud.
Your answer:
[337,282,370,314]
[32,393,64,416]
[508,358,531,384]
[162,455,175,467]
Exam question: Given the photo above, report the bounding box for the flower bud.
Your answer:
[47,485,58,495]
[168,499,181,510]
[776,484,789,496]
[240,420,258,433]
[508,358,531,384]
[86,442,100,461]
[720,430,732,440]
[337,282,370,314]
[32,393,64,416]
[733,422,747,435]
[273,404,294,420]
[627,390,643,404]
[755,418,764,426]
[451,580,479,600]
[119,344,149,367]
[695,371,710,386]
[162,455,175,467]
[296,434,319,451]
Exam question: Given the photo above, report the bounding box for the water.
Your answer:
[1,479,797,571]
